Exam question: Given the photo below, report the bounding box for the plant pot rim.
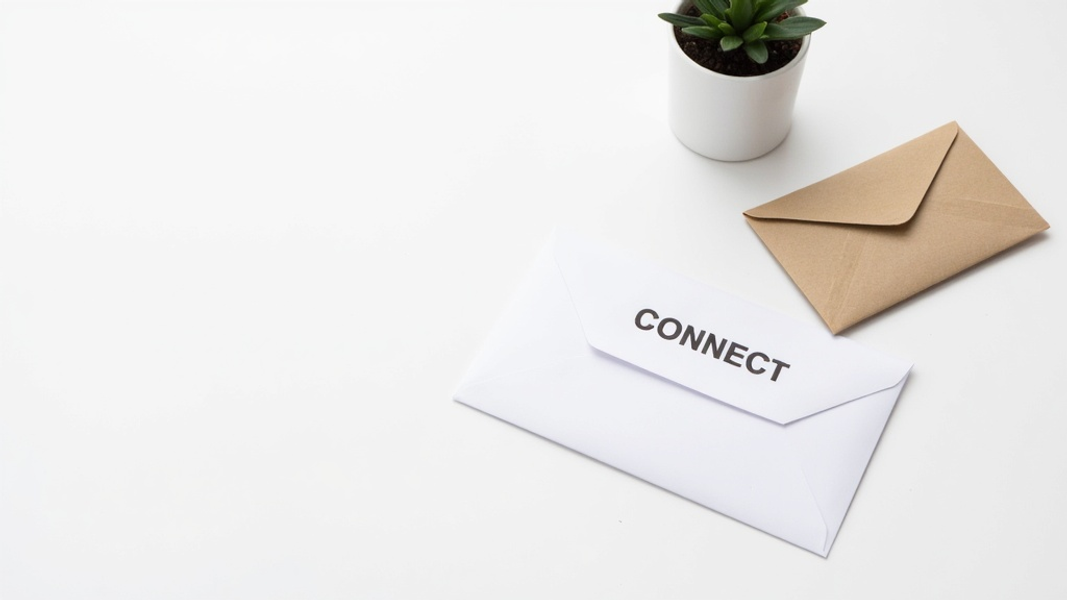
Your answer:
[669,3,811,82]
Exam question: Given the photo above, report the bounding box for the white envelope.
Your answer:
[454,230,912,556]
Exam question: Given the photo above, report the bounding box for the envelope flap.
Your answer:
[550,230,912,425]
[744,122,960,226]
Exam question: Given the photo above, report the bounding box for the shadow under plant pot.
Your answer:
[664,1,821,161]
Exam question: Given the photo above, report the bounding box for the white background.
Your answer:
[1,1,1064,598]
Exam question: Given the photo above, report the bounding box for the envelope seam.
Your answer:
[923,197,1050,230]
[822,231,867,333]
[742,122,960,227]
[782,436,831,554]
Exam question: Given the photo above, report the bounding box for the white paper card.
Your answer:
[454,230,911,556]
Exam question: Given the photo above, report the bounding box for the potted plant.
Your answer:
[659,0,825,161]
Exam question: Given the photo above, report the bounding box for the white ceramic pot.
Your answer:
[667,4,810,161]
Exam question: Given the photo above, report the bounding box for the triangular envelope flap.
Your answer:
[744,122,960,226]
[550,231,911,425]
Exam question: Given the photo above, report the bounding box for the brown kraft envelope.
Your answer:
[743,122,1049,334]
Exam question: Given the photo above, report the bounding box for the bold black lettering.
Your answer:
[657,318,682,341]
[701,333,727,358]
[745,352,769,375]
[770,359,791,382]
[635,308,658,331]
[723,342,748,367]
[679,325,706,351]
[634,309,792,385]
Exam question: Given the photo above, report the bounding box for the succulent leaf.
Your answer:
[763,16,826,39]
[743,40,769,63]
[720,35,744,51]
[692,0,721,18]
[717,22,736,35]
[659,13,707,28]
[729,0,756,33]
[706,0,730,18]
[742,21,767,43]
[700,13,723,27]
[682,25,726,40]
[754,0,807,23]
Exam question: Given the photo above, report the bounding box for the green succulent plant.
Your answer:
[659,0,825,65]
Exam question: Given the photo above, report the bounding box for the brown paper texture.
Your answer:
[744,122,1050,333]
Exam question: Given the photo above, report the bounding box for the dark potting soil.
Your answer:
[673,7,802,77]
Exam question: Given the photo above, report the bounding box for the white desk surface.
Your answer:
[1,1,1064,598]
